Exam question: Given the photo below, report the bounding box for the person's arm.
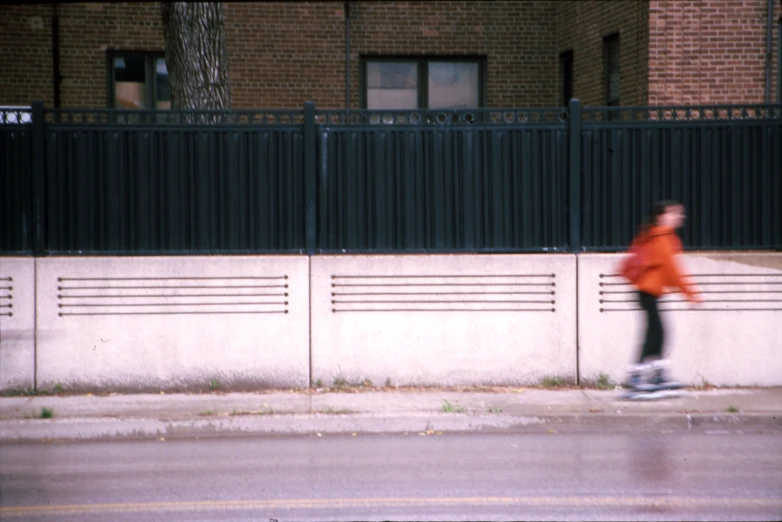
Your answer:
[658,236,700,301]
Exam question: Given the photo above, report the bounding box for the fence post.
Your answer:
[31,101,45,256]
[304,101,316,254]
[568,98,582,252]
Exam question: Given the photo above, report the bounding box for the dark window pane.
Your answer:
[604,34,620,106]
[561,51,574,106]
[114,56,147,109]
[156,57,171,109]
[114,56,146,82]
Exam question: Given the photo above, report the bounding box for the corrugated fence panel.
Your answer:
[316,110,569,252]
[2,104,780,256]
[581,107,782,251]
[42,112,306,253]
[0,121,33,253]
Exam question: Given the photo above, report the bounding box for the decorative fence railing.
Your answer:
[1,101,780,255]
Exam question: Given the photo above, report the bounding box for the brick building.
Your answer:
[1,0,780,110]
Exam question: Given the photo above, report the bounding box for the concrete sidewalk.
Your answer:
[1,386,781,442]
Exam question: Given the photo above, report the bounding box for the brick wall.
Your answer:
[0,3,165,109]
[347,1,559,108]
[648,0,781,105]
[556,0,650,106]
[1,1,779,109]
[0,5,55,107]
[224,0,561,109]
[1,1,561,109]
[57,3,165,108]
[224,2,345,109]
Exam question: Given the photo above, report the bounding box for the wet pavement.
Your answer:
[1,431,781,521]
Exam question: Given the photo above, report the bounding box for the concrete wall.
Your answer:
[311,255,577,386]
[0,257,35,390]
[1,253,780,392]
[34,256,310,392]
[578,253,782,387]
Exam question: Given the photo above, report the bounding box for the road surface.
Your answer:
[1,432,780,521]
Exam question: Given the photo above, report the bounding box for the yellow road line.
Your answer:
[1,496,780,517]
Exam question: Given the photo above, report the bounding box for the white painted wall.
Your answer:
[2,252,780,392]
[311,254,577,386]
[0,257,35,390]
[34,256,310,392]
[578,253,782,386]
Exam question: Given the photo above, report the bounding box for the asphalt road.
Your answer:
[1,432,780,521]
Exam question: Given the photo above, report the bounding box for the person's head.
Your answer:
[651,200,686,229]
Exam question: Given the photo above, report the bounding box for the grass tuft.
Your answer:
[596,373,612,390]
[542,376,566,388]
[442,400,465,413]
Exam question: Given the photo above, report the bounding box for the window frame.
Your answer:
[360,56,486,110]
[106,50,169,109]
[603,33,620,107]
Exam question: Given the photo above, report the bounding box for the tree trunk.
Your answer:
[161,2,231,111]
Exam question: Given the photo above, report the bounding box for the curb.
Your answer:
[1,412,779,442]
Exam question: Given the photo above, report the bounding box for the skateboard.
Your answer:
[622,382,686,401]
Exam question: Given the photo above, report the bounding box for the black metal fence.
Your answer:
[1,101,780,255]
[578,105,782,251]
[1,114,33,253]
[316,109,569,252]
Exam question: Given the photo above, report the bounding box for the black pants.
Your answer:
[638,291,664,363]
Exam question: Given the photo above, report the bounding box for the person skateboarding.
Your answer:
[621,200,702,398]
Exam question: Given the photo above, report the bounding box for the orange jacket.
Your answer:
[631,225,698,299]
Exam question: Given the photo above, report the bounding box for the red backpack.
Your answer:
[619,234,654,284]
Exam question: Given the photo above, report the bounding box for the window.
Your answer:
[603,34,620,106]
[363,57,483,109]
[108,52,170,109]
[560,50,574,106]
